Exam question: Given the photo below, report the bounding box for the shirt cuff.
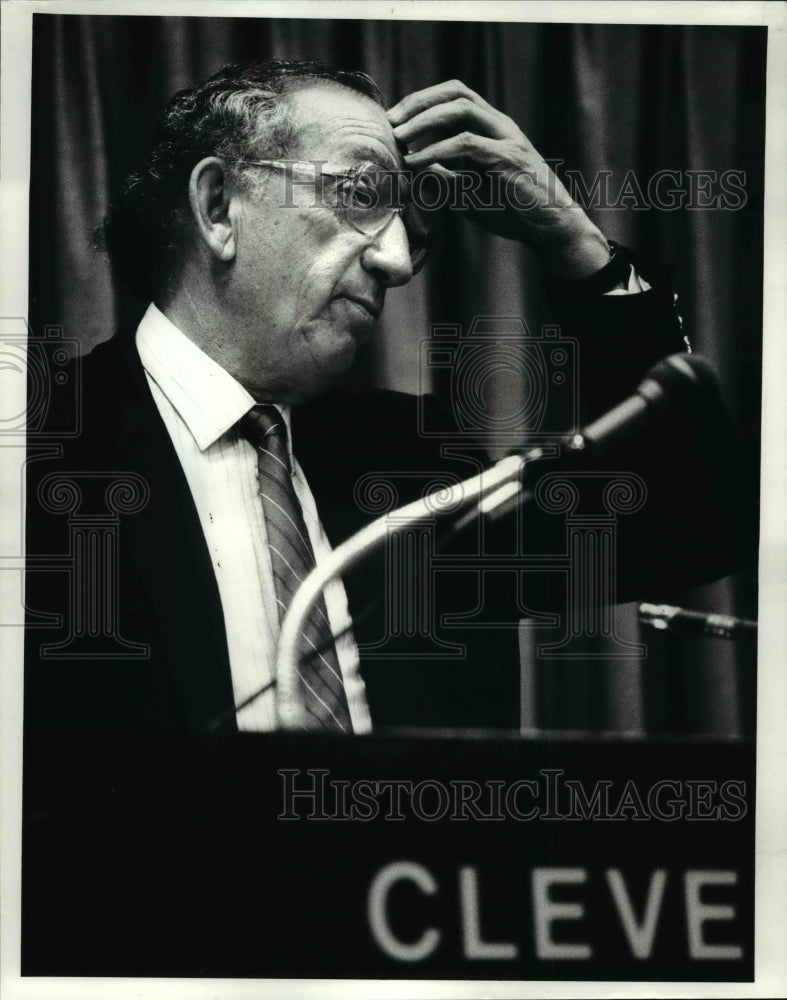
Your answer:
[604,263,652,296]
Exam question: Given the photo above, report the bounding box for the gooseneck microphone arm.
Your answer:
[274,353,729,729]
[275,451,530,728]
[564,352,722,458]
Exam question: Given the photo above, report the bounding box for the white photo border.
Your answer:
[2,2,784,998]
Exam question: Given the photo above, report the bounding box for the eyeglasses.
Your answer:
[235,159,429,273]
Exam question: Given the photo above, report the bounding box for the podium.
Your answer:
[22,730,754,981]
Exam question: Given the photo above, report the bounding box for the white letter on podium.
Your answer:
[532,867,592,960]
[605,868,667,959]
[367,861,440,961]
[459,867,518,960]
[684,870,743,960]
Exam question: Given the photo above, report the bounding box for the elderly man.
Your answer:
[24,60,748,734]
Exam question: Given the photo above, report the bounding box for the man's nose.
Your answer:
[360,213,413,287]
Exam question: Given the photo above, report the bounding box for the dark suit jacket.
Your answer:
[24,255,756,733]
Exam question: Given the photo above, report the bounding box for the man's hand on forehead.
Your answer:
[388,80,508,147]
[387,79,611,280]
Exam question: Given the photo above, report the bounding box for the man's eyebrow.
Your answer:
[345,142,406,171]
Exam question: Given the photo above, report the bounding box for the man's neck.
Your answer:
[158,285,290,405]
[158,285,255,391]
[158,287,220,356]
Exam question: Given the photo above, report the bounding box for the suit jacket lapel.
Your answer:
[93,334,237,731]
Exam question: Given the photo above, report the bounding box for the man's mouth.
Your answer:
[338,295,382,322]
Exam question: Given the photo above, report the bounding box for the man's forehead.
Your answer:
[286,83,403,169]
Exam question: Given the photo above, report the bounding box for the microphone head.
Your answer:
[642,353,721,403]
[634,354,732,477]
[571,352,727,462]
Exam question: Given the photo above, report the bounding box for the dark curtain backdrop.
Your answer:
[29,14,765,737]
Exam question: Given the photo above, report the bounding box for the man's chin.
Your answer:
[287,337,360,403]
[321,342,362,380]
[317,324,373,369]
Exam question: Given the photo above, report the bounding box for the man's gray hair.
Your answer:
[95,60,384,303]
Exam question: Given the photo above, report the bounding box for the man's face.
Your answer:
[226,83,413,402]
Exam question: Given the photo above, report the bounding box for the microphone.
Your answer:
[638,602,757,641]
[563,353,721,459]
[478,353,722,521]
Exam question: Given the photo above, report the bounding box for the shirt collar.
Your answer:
[135,303,293,456]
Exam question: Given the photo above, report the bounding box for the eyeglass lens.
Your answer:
[339,166,428,271]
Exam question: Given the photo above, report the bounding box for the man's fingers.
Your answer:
[405,163,458,217]
[403,133,504,171]
[393,98,512,146]
[423,162,457,181]
[388,79,496,126]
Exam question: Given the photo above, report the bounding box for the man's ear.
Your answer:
[188,157,237,262]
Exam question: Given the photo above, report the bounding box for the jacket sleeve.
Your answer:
[444,249,759,608]
[547,251,689,423]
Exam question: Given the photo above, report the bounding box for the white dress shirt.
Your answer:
[136,304,372,733]
[612,265,650,295]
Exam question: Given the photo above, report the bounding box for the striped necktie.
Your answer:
[241,405,351,732]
